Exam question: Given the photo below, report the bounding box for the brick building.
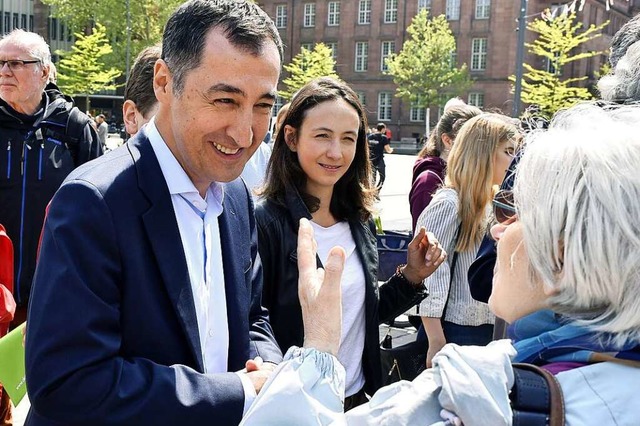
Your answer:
[257,0,639,142]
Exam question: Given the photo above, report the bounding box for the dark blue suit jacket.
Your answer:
[25,129,282,425]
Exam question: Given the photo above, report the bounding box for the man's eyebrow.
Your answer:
[205,84,277,102]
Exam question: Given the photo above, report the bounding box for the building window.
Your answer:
[272,96,284,118]
[471,38,487,71]
[446,0,460,20]
[51,18,58,40]
[449,50,457,68]
[12,13,18,30]
[410,102,426,122]
[381,41,395,72]
[355,41,368,72]
[326,42,338,61]
[475,0,491,19]
[356,91,366,106]
[301,43,313,52]
[21,14,27,30]
[418,0,432,12]
[378,92,392,121]
[4,13,10,33]
[328,2,340,26]
[303,3,316,28]
[358,0,371,24]
[468,92,485,108]
[275,4,287,28]
[29,15,34,31]
[384,0,398,23]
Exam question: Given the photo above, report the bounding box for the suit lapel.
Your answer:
[218,187,249,371]
[130,130,205,372]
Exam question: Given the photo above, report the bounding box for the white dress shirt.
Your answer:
[146,118,256,412]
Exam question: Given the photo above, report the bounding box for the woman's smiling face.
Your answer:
[285,98,360,198]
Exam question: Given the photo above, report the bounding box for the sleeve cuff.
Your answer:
[236,371,257,416]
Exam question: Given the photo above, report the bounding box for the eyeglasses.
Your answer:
[0,59,41,71]
[493,189,516,224]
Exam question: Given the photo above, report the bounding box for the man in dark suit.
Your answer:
[24,1,284,424]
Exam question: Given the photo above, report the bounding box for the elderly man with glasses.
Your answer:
[0,30,101,332]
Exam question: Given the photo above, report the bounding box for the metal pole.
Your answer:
[512,0,527,117]
[125,0,131,81]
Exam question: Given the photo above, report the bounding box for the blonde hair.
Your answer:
[446,113,520,252]
[516,103,640,345]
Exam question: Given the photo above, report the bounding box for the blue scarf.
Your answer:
[510,310,640,365]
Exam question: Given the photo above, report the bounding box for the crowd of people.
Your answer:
[1,0,639,425]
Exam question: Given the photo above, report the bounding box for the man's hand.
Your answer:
[244,357,277,394]
[297,218,345,357]
[402,226,447,285]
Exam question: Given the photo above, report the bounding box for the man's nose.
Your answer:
[0,62,13,74]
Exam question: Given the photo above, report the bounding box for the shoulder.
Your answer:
[65,146,133,190]
[558,362,640,424]
[255,199,288,228]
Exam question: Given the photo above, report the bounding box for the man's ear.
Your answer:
[122,100,140,136]
[153,59,172,105]
[284,125,297,152]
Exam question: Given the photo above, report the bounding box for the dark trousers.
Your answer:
[372,160,386,190]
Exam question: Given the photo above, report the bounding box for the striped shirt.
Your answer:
[411,187,494,326]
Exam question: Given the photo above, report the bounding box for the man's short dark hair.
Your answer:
[162,0,284,95]
[97,114,106,120]
[124,45,161,118]
[376,123,386,132]
[610,13,640,67]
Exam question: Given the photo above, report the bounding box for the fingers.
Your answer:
[297,218,317,284]
[245,356,264,372]
[408,226,427,252]
[425,232,445,267]
[322,246,346,293]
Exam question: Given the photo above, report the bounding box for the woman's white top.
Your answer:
[311,220,366,397]
[411,187,494,326]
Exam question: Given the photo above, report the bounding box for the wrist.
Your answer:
[395,264,422,288]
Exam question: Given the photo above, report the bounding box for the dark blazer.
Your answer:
[25,128,282,426]
[255,188,426,395]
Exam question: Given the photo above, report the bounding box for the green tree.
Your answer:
[280,43,340,100]
[42,0,183,73]
[385,10,472,132]
[56,23,122,110]
[512,10,608,118]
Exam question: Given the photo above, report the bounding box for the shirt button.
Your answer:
[209,330,214,337]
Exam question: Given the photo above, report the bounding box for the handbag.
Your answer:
[379,227,460,385]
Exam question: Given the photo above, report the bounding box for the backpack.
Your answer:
[510,363,565,426]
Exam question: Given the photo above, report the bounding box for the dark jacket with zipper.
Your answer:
[0,85,100,305]
[255,188,427,395]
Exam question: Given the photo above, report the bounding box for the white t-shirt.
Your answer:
[310,220,366,397]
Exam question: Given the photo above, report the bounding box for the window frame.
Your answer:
[475,0,491,20]
[327,1,340,26]
[446,0,460,21]
[358,0,371,25]
[380,41,395,72]
[355,41,369,72]
[471,38,488,71]
[303,3,316,28]
[378,92,392,122]
[275,4,287,29]
[384,0,398,24]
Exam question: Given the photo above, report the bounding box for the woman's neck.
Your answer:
[308,185,338,227]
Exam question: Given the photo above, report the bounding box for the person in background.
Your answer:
[122,45,162,137]
[0,29,100,328]
[415,113,521,367]
[256,77,446,409]
[409,104,481,231]
[242,102,640,426]
[598,35,640,104]
[25,1,284,424]
[367,122,393,191]
[95,113,108,149]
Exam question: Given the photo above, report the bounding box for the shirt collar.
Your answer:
[147,117,224,208]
